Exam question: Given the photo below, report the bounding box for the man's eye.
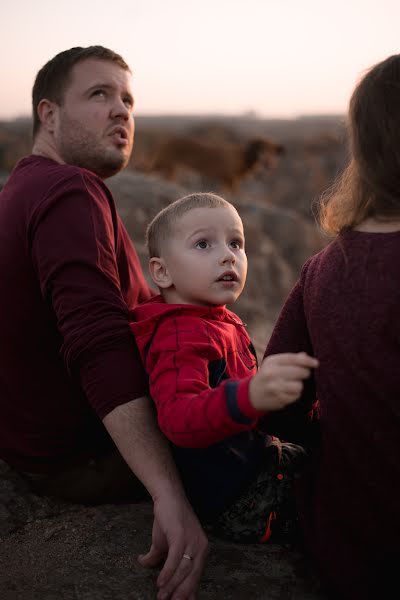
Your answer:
[123,98,134,109]
[195,240,209,249]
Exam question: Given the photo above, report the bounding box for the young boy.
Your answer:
[130,192,318,543]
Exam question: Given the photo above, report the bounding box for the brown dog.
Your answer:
[147,136,285,191]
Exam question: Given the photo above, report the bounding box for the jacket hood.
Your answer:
[130,294,244,338]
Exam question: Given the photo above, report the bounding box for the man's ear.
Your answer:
[149,257,173,289]
[36,99,58,133]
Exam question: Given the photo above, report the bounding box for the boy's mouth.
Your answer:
[217,271,238,282]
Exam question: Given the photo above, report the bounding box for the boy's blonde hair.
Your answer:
[146,192,233,257]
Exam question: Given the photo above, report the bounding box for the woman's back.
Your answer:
[265,231,400,599]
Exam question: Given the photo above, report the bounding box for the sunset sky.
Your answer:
[1,0,399,120]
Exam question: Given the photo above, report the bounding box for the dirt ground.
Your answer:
[0,460,327,600]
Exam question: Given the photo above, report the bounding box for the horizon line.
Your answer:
[0,112,346,124]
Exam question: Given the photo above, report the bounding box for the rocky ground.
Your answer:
[0,460,327,600]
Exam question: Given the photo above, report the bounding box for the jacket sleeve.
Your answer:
[145,318,263,448]
[260,264,320,447]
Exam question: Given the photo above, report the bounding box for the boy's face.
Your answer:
[160,205,247,306]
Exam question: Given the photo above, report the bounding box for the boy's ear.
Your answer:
[149,257,173,289]
[36,99,58,133]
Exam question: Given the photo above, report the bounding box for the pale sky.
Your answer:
[1,0,399,120]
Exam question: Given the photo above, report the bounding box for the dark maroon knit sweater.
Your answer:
[264,231,400,599]
[0,156,154,472]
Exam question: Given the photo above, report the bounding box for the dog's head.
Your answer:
[244,138,285,169]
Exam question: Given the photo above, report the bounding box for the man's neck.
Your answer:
[32,136,65,165]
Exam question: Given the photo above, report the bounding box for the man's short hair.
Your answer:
[146,192,233,258]
[32,45,130,137]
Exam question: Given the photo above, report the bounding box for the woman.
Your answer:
[264,54,400,599]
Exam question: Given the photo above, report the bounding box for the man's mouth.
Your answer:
[109,126,129,145]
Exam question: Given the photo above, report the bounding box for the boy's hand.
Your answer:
[249,352,318,412]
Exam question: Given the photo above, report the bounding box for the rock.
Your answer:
[0,460,326,599]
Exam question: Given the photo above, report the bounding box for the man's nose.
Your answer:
[110,97,131,121]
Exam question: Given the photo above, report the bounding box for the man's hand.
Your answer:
[103,397,209,600]
[138,495,208,600]
[250,352,319,412]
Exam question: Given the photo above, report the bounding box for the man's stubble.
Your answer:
[57,113,133,179]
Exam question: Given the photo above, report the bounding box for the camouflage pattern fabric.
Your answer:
[209,439,307,544]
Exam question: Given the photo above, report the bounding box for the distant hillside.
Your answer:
[0,114,346,173]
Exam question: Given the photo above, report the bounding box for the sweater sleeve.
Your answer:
[145,318,262,448]
[260,264,319,445]
[30,170,147,418]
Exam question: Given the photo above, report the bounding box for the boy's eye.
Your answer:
[195,240,209,249]
[230,239,243,249]
[91,89,106,98]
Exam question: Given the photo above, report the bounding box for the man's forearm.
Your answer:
[103,395,186,501]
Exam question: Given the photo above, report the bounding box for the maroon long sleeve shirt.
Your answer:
[0,156,154,472]
[264,231,400,599]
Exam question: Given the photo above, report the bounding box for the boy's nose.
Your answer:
[220,249,236,264]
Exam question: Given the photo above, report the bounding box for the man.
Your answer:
[0,46,207,600]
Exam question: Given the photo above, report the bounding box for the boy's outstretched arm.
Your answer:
[145,323,264,448]
[144,321,317,448]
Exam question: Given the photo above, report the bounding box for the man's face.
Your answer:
[162,205,248,306]
[54,58,135,178]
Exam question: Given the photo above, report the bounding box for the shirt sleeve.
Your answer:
[260,263,319,444]
[145,318,263,448]
[30,170,147,418]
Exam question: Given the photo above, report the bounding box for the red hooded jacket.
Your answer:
[130,295,265,447]
[130,296,269,518]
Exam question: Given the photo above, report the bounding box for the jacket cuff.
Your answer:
[226,375,265,424]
